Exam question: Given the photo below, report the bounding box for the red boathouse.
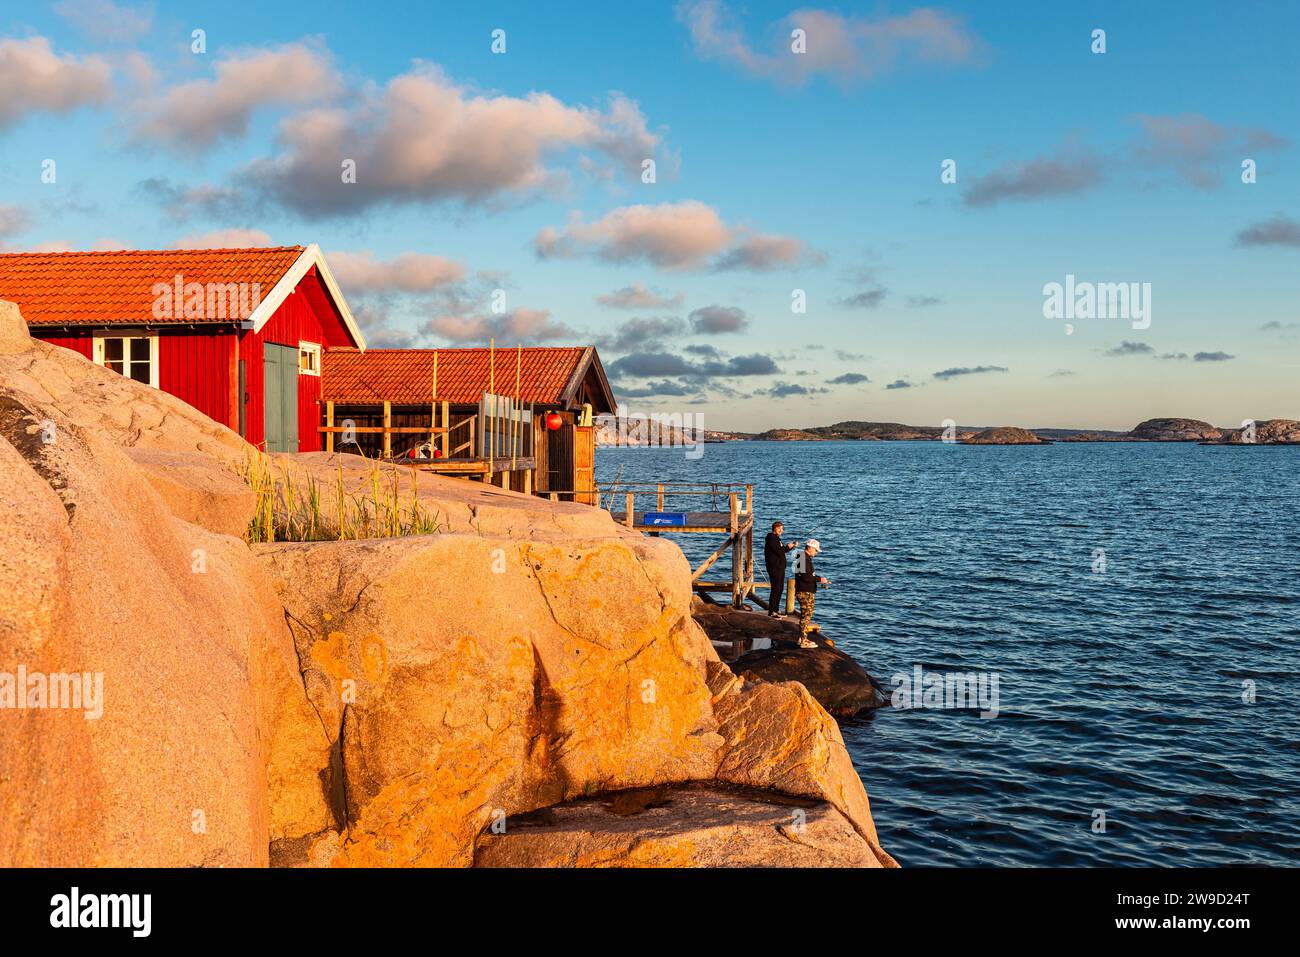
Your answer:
[0,245,366,452]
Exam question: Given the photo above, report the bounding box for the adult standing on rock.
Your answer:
[764,521,799,619]
[795,539,830,648]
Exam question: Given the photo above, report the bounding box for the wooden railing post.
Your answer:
[657,483,664,510]
[382,400,392,459]
[441,402,449,458]
[744,523,753,601]
[730,493,741,607]
[325,401,334,453]
[625,492,635,528]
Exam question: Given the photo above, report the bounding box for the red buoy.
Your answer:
[545,412,563,431]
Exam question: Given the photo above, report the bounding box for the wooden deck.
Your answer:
[601,482,758,608]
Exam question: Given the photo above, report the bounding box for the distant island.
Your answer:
[596,417,1300,447]
[738,417,1299,445]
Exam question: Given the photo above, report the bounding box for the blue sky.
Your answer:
[1,0,1297,430]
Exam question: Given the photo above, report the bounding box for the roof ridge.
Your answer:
[0,245,306,258]
[335,345,585,353]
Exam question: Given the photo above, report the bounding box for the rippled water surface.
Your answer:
[597,441,1300,866]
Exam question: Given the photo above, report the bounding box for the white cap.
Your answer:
[805,539,820,552]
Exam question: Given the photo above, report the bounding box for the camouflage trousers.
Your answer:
[796,591,816,638]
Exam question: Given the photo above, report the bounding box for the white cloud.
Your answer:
[173,228,273,249]
[53,0,153,42]
[244,64,661,216]
[596,283,685,309]
[1132,113,1289,189]
[327,251,466,294]
[134,43,340,151]
[677,0,981,86]
[536,200,814,272]
[422,307,578,343]
[0,37,112,131]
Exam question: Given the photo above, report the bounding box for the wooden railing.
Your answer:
[595,482,756,608]
[321,397,534,464]
[595,481,753,515]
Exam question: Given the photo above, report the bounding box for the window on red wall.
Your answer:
[299,341,321,376]
[93,335,159,388]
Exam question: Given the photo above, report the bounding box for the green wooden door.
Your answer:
[263,344,299,453]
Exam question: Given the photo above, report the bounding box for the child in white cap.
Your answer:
[793,539,830,648]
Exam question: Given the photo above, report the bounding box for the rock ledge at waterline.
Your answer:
[0,299,895,869]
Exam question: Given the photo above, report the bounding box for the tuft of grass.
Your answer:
[241,449,446,544]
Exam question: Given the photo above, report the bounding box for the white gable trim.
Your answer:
[247,244,367,350]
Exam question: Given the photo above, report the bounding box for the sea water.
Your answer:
[596,440,1300,866]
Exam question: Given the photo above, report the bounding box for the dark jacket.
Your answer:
[795,550,819,594]
[764,532,790,571]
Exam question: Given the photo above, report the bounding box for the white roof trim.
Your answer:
[247,244,366,350]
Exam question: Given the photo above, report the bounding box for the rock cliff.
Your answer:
[693,600,889,716]
[1128,418,1222,441]
[962,427,1049,445]
[1211,419,1300,444]
[0,300,894,868]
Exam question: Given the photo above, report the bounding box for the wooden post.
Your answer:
[523,468,532,496]
[786,579,796,614]
[382,400,392,459]
[625,492,635,528]
[730,493,741,607]
[440,402,449,459]
[488,339,495,473]
[513,344,521,470]
[326,401,335,453]
[430,353,438,447]
[469,417,475,461]
[746,484,752,515]
[657,483,664,510]
[748,522,759,605]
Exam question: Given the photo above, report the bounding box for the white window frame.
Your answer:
[92,334,160,389]
[298,340,322,377]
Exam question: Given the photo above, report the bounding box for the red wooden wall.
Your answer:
[34,329,234,430]
[30,264,358,453]
[37,333,93,359]
[161,331,234,429]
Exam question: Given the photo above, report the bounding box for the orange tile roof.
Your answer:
[322,347,590,406]
[0,246,305,326]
